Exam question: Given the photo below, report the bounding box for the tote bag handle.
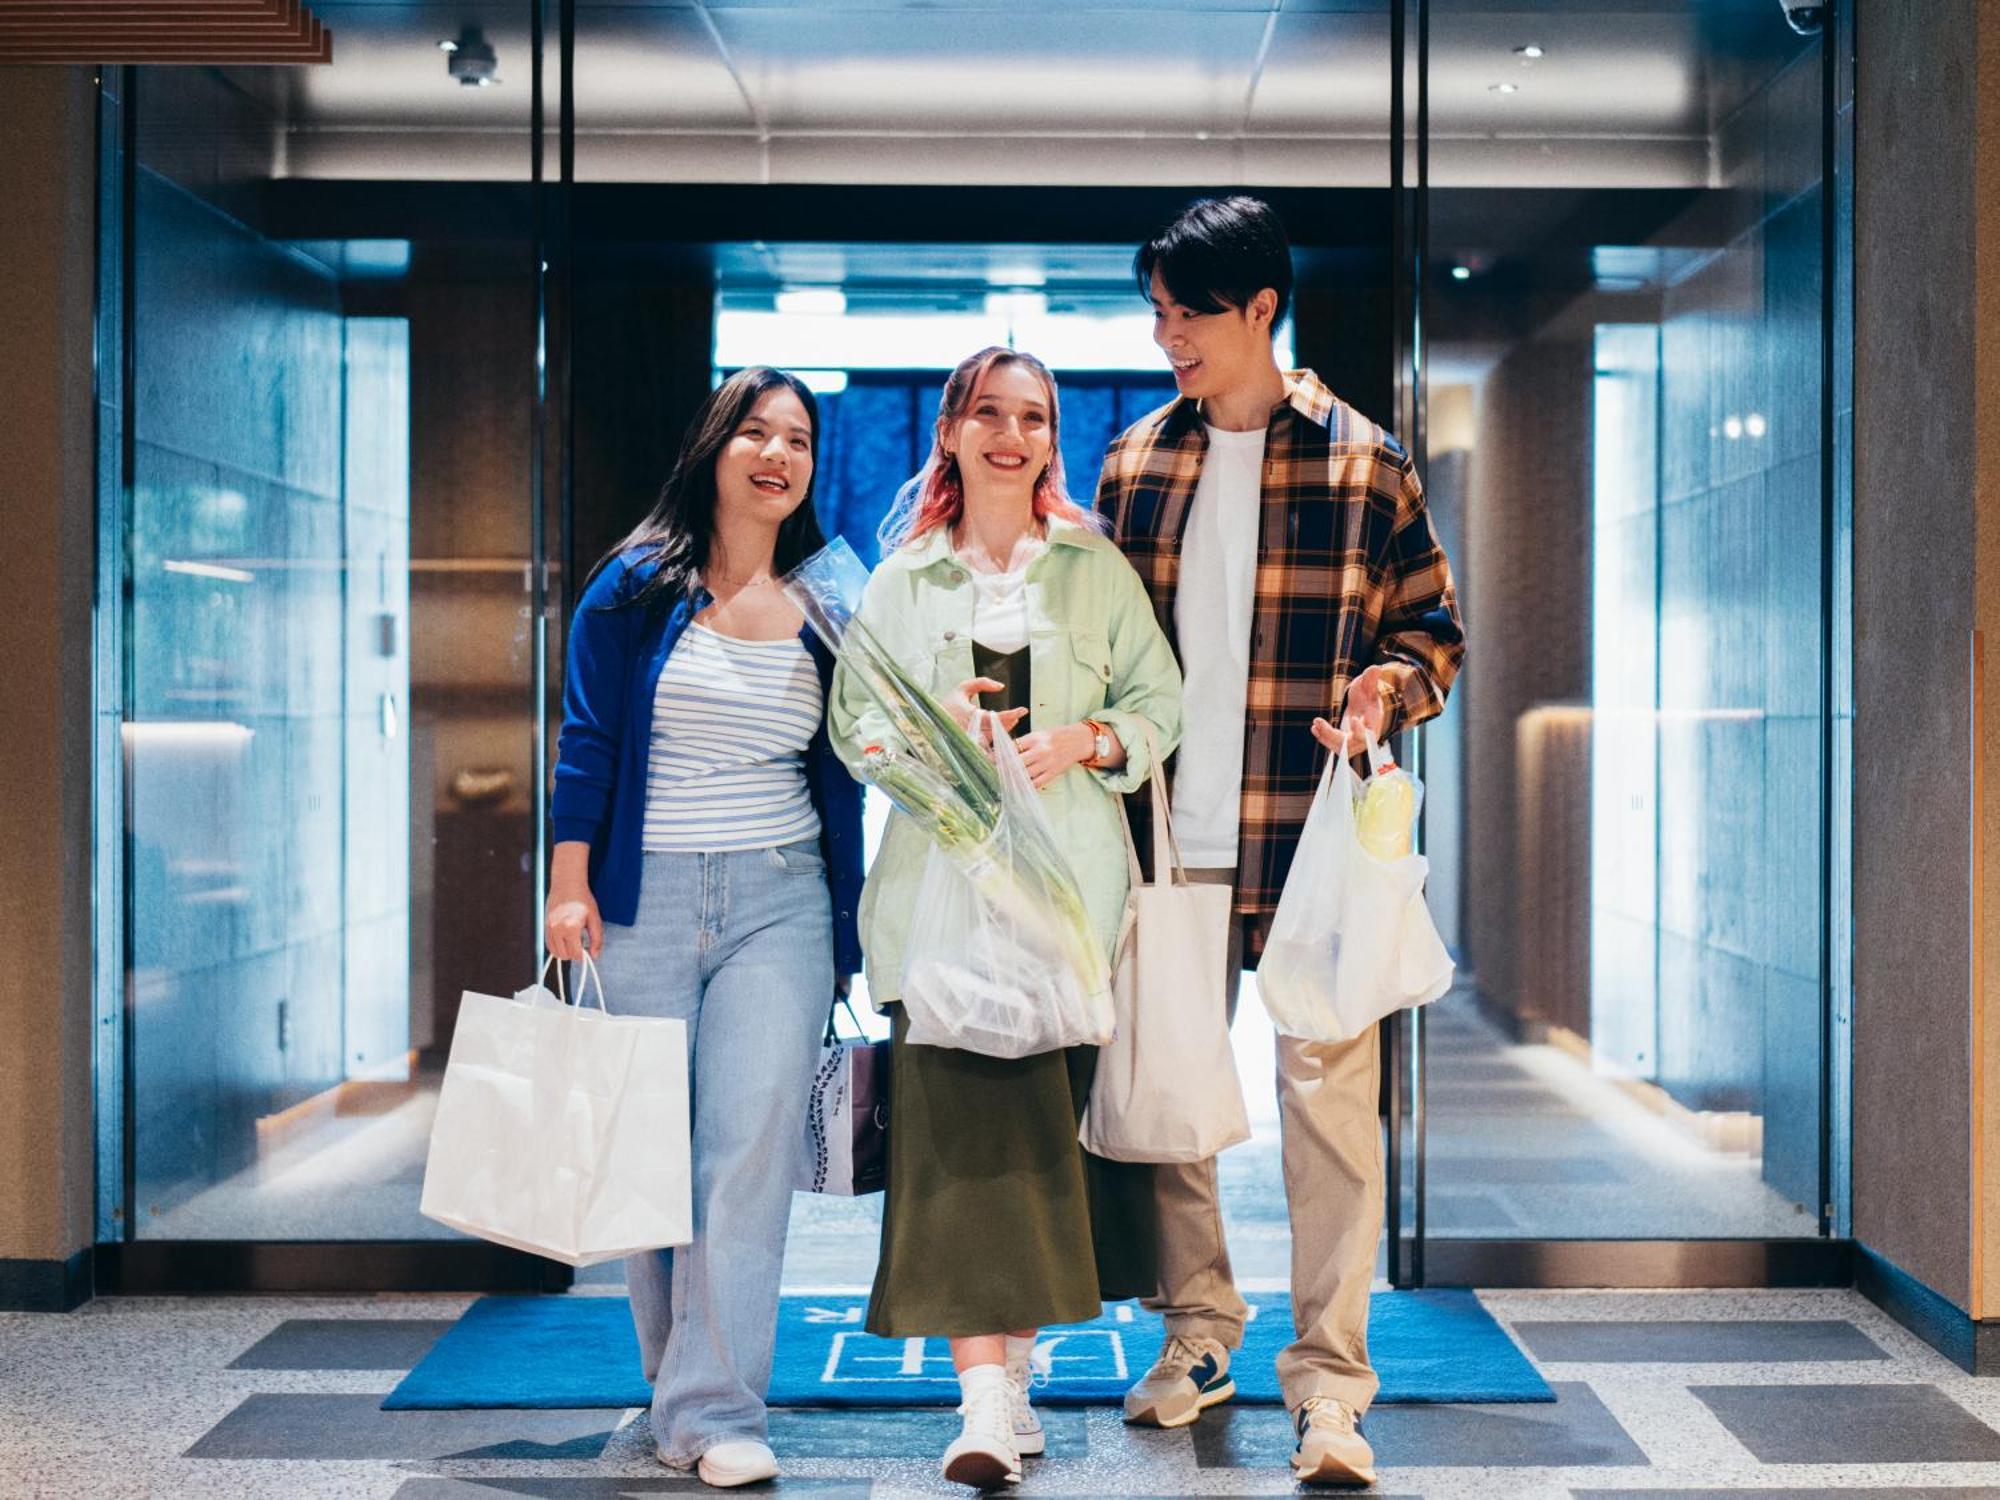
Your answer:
[1119,723,1194,890]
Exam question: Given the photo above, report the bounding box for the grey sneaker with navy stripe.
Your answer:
[1122,1334,1235,1428]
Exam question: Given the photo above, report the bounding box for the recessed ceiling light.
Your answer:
[1514,44,1545,59]
[1450,265,1472,281]
[1490,82,1520,94]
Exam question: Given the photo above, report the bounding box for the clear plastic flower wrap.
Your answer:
[783,539,1112,1056]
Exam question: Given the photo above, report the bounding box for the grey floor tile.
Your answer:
[1691,1382,2000,1463]
[1429,1086,1584,1116]
[1424,1191,1522,1231]
[184,1393,614,1460]
[228,1317,456,1370]
[1515,1318,1888,1363]
[1429,1061,1536,1083]
[390,1481,873,1498]
[1192,1382,1645,1469]
[1428,1154,1628,1185]
[768,1407,1086,1460]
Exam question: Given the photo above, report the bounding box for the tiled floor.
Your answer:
[6,1286,2000,1498]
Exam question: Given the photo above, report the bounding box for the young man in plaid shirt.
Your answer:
[1096,196,1465,1487]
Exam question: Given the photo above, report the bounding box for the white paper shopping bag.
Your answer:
[420,955,691,1266]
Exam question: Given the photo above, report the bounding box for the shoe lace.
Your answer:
[1154,1334,1211,1380]
[1297,1396,1358,1436]
[1007,1342,1052,1391]
[959,1379,1015,1445]
[1003,1344,1049,1426]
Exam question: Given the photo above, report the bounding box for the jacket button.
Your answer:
[943,630,956,642]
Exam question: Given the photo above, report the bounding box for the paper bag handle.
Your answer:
[540,950,608,1013]
[822,992,868,1046]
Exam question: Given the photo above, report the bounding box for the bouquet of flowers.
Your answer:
[783,539,1112,1056]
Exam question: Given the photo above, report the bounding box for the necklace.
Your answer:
[707,568,775,588]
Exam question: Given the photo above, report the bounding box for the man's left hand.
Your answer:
[1310,664,1391,755]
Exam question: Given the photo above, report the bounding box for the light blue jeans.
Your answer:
[586,841,833,1464]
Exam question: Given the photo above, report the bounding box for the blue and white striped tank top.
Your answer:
[641,622,823,853]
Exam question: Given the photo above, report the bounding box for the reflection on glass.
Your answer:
[117,20,536,1239]
[1419,0,1828,1240]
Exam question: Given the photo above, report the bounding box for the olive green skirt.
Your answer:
[865,1004,1158,1338]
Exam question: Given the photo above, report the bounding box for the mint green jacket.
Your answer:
[829,517,1184,1010]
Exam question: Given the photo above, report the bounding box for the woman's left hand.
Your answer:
[1014,722,1095,791]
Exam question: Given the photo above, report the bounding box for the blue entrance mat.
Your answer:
[382,1289,1550,1410]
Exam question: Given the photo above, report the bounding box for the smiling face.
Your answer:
[1149,268,1279,403]
[945,357,1055,498]
[712,385,815,527]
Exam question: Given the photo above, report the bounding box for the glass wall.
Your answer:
[96,0,1843,1269]
[1416,0,1832,1241]
[101,7,542,1241]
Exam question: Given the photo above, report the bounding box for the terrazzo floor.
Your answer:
[6,1285,1997,1498]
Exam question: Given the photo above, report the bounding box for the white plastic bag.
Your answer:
[420,954,693,1266]
[1257,730,1455,1043]
[900,715,1115,1058]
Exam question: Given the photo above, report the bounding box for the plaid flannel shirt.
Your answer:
[1095,369,1465,954]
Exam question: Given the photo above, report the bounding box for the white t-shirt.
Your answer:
[1171,423,1266,868]
[961,540,1044,653]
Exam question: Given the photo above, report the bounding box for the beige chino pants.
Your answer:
[1141,867,1384,1415]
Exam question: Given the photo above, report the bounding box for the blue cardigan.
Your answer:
[549,549,865,975]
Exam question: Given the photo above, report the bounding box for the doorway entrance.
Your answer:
[93,0,1849,1293]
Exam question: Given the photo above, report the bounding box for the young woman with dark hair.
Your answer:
[832,347,1183,1489]
[545,366,864,1490]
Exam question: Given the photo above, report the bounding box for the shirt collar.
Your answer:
[1161,367,1335,438]
[902,512,1096,571]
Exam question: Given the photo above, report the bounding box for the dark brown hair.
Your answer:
[592,366,825,613]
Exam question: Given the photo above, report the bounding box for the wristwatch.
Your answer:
[1084,719,1116,766]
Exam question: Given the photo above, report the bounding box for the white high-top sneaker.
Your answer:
[941,1363,1022,1489]
[1002,1335,1049,1457]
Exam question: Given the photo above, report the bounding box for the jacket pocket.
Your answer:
[1068,628,1114,715]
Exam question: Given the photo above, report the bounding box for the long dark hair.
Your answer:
[590,366,826,614]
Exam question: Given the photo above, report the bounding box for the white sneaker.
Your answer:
[1123,1333,1235,1428]
[696,1439,780,1488]
[1003,1339,1050,1457]
[1292,1397,1376,1487]
[941,1365,1022,1489]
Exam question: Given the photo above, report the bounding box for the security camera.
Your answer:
[1779,0,1826,36]
[441,26,500,87]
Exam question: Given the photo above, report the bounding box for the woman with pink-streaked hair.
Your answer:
[829,347,1184,1489]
